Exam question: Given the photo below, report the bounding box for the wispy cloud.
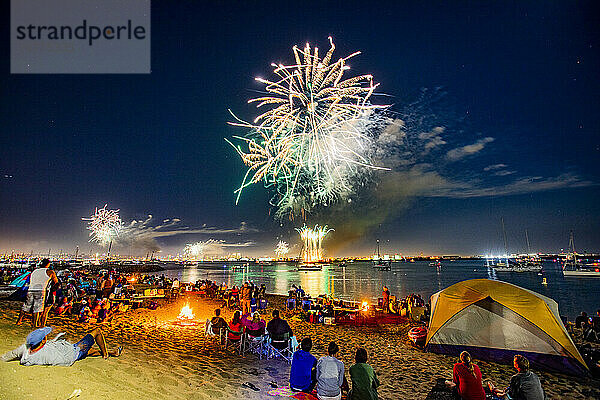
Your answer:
[494,170,516,177]
[446,137,494,161]
[118,216,258,251]
[424,173,594,198]
[484,164,507,171]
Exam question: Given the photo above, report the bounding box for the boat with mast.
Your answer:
[563,231,600,277]
[516,229,543,268]
[372,239,391,270]
[489,218,541,273]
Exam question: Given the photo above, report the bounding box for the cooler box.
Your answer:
[324,316,335,325]
[286,298,296,310]
[259,299,268,309]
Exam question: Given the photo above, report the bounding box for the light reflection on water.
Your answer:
[152,260,600,320]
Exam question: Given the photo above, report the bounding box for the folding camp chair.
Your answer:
[242,332,268,358]
[203,319,225,349]
[264,332,298,364]
[224,326,245,355]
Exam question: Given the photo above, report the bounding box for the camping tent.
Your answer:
[9,271,30,288]
[425,279,587,375]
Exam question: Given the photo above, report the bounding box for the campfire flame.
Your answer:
[177,304,195,320]
[361,301,369,312]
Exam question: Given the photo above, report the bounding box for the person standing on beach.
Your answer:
[316,342,347,400]
[382,286,390,313]
[348,348,380,400]
[241,282,252,315]
[16,259,58,328]
[445,351,485,400]
[488,355,544,400]
[1,326,122,366]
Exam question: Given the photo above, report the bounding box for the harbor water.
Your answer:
[150,260,600,321]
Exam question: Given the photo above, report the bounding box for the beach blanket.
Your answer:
[267,386,318,400]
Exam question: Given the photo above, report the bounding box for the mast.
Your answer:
[501,217,509,266]
[525,229,531,255]
[568,230,576,267]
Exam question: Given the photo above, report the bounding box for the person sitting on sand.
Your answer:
[586,309,600,342]
[444,351,485,400]
[575,311,590,330]
[316,341,347,400]
[1,326,122,366]
[349,348,380,400]
[227,310,244,342]
[55,297,72,316]
[488,355,544,400]
[266,310,293,350]
[241,311,266,337]
[78,302,93,323]
[290,337,317,393]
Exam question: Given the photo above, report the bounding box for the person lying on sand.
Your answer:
[1,326,122,366]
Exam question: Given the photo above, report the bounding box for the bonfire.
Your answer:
[361,301,370,312]
[172,304,198,326]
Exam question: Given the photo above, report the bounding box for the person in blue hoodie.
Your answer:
[290,337,317,392]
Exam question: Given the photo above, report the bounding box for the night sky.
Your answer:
[1,1,598,257]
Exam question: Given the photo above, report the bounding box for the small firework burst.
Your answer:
[83,205,122,246]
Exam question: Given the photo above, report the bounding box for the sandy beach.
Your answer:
[1,294,599,400]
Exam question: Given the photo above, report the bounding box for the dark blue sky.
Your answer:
[1,1,598,256]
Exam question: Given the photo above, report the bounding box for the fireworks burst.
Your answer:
[83,205,122,246]
[296,224,333,262]
[184,242,204,259]
[274,240,290,258]
[227,37,389,219]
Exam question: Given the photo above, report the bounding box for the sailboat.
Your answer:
[562,231,599,277]
[490,218,541,273]
[296,243,324,271]
[516,229,543,268]
[372,239,391,270]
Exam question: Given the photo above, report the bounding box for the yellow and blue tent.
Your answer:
[425,279,587,375]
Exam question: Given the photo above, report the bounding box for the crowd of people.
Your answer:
[3,263,551,398]
[289,339,380,400]
[574,310,600,342]
[7,260,175,328]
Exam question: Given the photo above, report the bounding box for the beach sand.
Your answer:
[1,294,599,399]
